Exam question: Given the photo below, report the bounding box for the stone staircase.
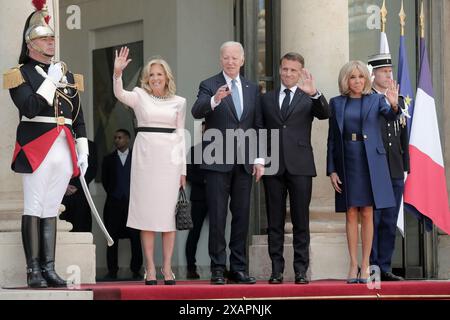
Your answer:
[0,288,93,300]
[249,206,361,281]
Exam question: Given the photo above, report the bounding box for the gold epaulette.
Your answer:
[73,73,84,92]
[3,65,24,89]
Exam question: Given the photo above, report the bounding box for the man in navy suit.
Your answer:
[192,41,264,285]
[260,52,330,284]
[102,129,142,280]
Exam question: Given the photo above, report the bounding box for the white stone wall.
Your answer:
[0,0,33,203]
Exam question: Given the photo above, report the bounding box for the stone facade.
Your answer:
[1,0,449,287]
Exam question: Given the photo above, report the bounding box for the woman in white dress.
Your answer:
[113,47,186,285]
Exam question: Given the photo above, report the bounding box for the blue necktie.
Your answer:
[231,79,242,120]
[281,88,291,119]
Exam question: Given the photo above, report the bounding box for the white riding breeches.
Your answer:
[22,130,73,218]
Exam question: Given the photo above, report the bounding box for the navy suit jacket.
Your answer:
[101,150,132,199]
[326,93,397,212]
[191,72,263,174]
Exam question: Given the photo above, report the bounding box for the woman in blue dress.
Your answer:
[326,61,399,283]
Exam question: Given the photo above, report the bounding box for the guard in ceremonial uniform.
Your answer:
[368,53,410,281]
[3,1,88,288]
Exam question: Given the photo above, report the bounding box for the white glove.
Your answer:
[35,63,63,85]
[77,153,88,176]
[47,63,64,84]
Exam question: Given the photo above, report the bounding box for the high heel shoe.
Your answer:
[161,268,176,285]
[144,269,157,285]
[358,266,370,284]
[346,266,360,284]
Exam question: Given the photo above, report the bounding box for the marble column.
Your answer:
[280,0,349,208]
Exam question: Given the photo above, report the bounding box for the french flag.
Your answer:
[404,36,450,235]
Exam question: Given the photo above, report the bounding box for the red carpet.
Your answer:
[80,280,450,300]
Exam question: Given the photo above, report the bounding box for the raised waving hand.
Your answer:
[114,46,132,78]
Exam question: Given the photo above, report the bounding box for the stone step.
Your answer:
[250,233,358,281]
[310,206,343,221]
[0,232,96,287]
[0,288,93,300]
[0,200,23,217]
[0,200,72,232]
[0,231,93,244]
[284,220,346,234]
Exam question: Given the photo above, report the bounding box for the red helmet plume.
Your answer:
[32,0,46,11]
[31,0,51,24]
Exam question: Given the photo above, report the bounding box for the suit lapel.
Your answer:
[284,88,306,120]
[215,74,239,121]
[335,95,347,134]
[273,88,283,121]
[240,77,251,121]
[362,94,376,123]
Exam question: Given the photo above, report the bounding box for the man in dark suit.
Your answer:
[368,53,409,281]
[192,41,264,285]
[185,122,207,279]
[260,52,330,284]
[102,129,142,280]
[61,140,97,232]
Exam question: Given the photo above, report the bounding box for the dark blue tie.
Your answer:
[281,88,291,119]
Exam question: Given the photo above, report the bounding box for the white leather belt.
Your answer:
[21,116,73,126]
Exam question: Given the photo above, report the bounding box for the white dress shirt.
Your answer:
[279,84,297,109]
[117,148,129,166]
[210,72,244,110]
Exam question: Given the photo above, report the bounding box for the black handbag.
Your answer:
[175,188,193,230]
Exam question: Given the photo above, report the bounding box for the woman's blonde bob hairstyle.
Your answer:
[338,60,372,96]
[140,57,176,97]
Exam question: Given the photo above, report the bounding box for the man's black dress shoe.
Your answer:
[381,271,404,281]
[103,271,118,281]
[227,271,256,284]
[210,270,225,285]
[268,273,283,284]
[295,273,309,284]
[186,268,200,279]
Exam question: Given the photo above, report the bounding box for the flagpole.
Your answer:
[397,1,407,277]
[380,0,387,33]
[418,0,438,280]
[420,0,425,39]
[52,0,60,62]
[399,0,406,37]
[379,0,390,54]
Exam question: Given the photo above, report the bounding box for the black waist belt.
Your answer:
[136,127,176,133]
[344,133,365,141]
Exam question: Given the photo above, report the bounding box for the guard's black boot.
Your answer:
[21,215,47,288]
[40,217,67,287]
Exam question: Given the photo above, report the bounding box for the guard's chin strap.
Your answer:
[28,41,54,58]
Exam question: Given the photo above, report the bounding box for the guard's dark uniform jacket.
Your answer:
[5,58,86,177]
[373,88,410,178]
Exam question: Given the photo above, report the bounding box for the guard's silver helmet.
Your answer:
[25,2,54,43]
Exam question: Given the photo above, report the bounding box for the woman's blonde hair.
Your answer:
[140,57,176,96]
[338,60,372,96]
